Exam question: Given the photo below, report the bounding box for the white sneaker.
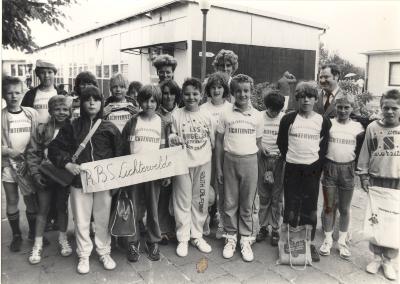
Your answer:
[28,245,42,264]
[366,256,382,274]
[77,257,90,274]
[99,254,116,270]
[319,238,333,256]
[338,243,351,260]
[59,238,73,257]
[382,259,397,281]
[176,241,188,257]
[223,235,237,259]
[191,238,212,253]
[240,236,254,262]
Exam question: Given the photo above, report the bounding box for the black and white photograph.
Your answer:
[1,0,399,283]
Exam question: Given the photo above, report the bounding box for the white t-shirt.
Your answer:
[33,88,57,123]
[170,108,215,168]
[129,115,162,155]
[286,113,323,165]
[261,111,284,155]
[200,101,232,127]
[326,119,364,163]
[8,110,32,153]
[217,105,263,156]
[106,102,134,132]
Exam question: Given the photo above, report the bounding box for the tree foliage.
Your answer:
[2,0,77,52]
[319,42,365,79]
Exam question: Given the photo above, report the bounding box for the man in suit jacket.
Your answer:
[314,63,360,117]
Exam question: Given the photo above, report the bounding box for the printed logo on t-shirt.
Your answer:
[372,129,400,157]
[182,120,210,151]
[132,127,161,144]
[228,120,256,135]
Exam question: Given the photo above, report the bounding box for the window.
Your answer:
[111,64,119,75]
[96,65,102,78]
[121,64,129,77]
[78,66,83,73]
[103,65,110,78]
[10,64,16,76]
[389,62,400,86]
[84,65,88,71]
[18,65,24,76]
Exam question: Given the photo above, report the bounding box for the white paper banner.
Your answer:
[80,146,188,193]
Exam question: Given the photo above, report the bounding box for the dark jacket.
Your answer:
[48,117,123,187]
[21,86,62,107]
[277,111,332,163]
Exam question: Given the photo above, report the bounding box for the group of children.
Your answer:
[1,54,399,281]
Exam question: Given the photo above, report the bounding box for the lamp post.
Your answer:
[199,0,211,82]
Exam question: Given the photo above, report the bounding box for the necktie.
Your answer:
[324,91,332,112]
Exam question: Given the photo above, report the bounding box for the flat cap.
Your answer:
[35,59,57,73]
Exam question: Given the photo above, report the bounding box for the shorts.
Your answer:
[2,166,17,183]
[322,159,355,191]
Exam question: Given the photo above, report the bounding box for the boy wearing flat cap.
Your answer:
[22,59,62,123]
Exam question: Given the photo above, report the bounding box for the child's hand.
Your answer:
[216,168,224,184]
[170,135,185,146]
[261,148,269,157]
[103,105,114,117]
[33,174,47,190]
[127,105,140,115]
[361,178,370,193]
[161,178,171,187]
[65,162,81,175]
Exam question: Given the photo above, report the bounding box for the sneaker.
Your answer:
[319,238,333,256]
[270,230,280,247]
[191,238,212,253]
[223,235,237,259]
[10,235,22,252]
[338,243,351,260]
[240,237,254,262]
[127,241,140,262]
[382,259,397,281]
[59,237,73,257]
[77,257,90,274]
[216,225,225,240]
[256,227,268,243]
[28,245,42,264]
[176,241,188,257]
[146,241,160,261]
[310,244,320,262]
[366,256,382,274]
[99,254,116,270]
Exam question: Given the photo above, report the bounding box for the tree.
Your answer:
[2,0,77,52]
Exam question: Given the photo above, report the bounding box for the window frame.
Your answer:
[389,61,400,86]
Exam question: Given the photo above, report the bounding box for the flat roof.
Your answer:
[36,0,327,51]
[361,49,400,55]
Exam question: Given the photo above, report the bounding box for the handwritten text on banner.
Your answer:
[80,146,188,193]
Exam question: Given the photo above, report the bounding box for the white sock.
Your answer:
[34,236,43,247]
[338,231,347,245]
[324,231,333,242]
[59,231,67,242]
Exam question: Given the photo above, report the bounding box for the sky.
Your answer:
[3,0,400,68]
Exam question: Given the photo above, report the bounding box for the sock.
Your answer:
[59,231,67,241]
[324,231,333,242]
[338,231,347,245]
[34,236,43,248]
[26,211,37,237]
[7,211,21,236]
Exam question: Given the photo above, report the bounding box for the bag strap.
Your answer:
[71,119,102,162]
[288,224,309,271]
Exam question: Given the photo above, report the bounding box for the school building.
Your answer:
[31,0,327,97]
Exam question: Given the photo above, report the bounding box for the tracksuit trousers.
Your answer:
[223,152,258,236]
[70,186,112,258]
[173,161,211,242]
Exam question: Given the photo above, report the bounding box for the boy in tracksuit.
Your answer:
[277,81,331,263]
[216,74,264,262]
[169,78,215,257]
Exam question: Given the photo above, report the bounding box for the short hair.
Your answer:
[74,71,98,96]
[204,72,230,98]
[48,95,72,117]
[182,77,202,92]
[2,76,23,97]
[127,81,143,95]
[230,74,254,94]
[380,89,400,106]
[321,63,340,77]
[153,54,177,71]
[212,49,239,74]
[80,86,104,119]
[137,85,162,109]
[264,90,285,112]
[295,81,319,100]
[110,73,128,90]
[334,93,356,108]
[159,79,182,106]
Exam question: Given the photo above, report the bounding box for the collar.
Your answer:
[233,104,253,116]
[160,105,176,115]
[324,86,339,97]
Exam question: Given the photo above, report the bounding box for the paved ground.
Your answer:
[1,185,398,284]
